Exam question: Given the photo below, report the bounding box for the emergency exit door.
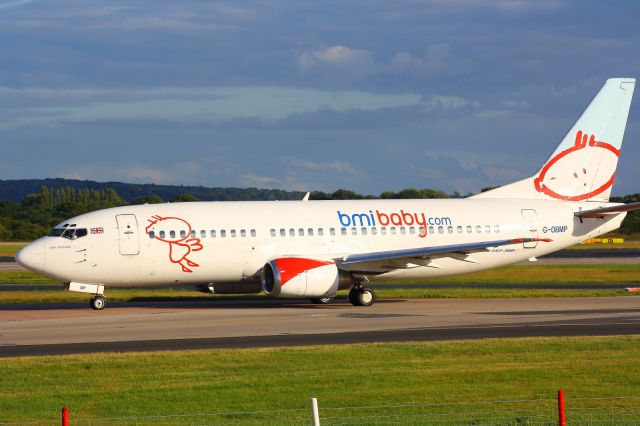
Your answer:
[116,214,140,255]
[521,209,538,248]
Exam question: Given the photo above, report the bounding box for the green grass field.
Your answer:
[1,336,639,424]
[0,242,26,257]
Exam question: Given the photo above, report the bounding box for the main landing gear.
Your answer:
[348,286,376,307]
[90,295,106,311]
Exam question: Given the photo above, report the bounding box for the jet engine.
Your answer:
[262,257,352,298]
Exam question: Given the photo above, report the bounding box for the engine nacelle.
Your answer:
[262,257,352,298]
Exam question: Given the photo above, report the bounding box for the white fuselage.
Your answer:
[22,198,623,288]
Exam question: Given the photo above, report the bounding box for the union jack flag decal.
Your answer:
[91,227,104,234]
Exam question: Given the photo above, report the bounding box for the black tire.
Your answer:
[349,287,376,307]
[348,288,360,306]
[310,297,335,305]
[90,295,106,311]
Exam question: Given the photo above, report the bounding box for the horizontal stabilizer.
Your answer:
[339,238,552,267]
[574,202,640,219]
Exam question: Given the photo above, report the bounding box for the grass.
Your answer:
[1,264,640,303]
[1,336,639,423]
[0,270,59,284]
[0,242,26,257]
[567,240,640,249]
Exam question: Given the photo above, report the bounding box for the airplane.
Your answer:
[16,77,639,310]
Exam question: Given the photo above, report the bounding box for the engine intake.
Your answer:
[262,257,352,298]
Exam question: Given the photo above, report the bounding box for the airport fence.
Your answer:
[3,392,640,425]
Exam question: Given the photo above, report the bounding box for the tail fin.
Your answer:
[474,78,635,201]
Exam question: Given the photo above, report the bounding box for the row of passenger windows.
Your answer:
[149,229,257,239]
[270,225,501,237]
[148,225,502,240]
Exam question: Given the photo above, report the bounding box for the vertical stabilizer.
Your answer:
[473,78,635,201]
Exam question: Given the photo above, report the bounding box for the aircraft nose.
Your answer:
[16,240,45,273]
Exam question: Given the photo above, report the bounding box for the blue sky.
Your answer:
[0,0,639,195]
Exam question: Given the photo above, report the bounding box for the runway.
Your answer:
[1,297,638,357]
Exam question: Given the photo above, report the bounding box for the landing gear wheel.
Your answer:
[349,287,376,307]
[310,297,335,305]
[90,295,106,311]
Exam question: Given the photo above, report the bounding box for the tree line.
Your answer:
[0,185,638,241]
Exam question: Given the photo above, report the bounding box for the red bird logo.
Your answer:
[145,215,203,273]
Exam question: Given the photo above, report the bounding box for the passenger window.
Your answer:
[220,230,226,238]
[341,227,347,236]
[270,229,276,237]
[330,228,335,236]
[428,226,434,234]
[438,226,444,234]
[170,230,176,238]
[251,229,257,237]
[200,230,206,238]
[240,229,246,237]
[280,228,286,237]
[466,226,472,234]
[361,227,367,235]
[381,227,387,235]
[180,230,186,238]
[409,227,415,235]
[306,228,313,236]
[318,228,324,236]
[485,225,491,233]
[190,230,196,238]
[476,226,482,233]
[457,226,463,234]
[160,230,166,238]
[390,227,397,235]
[289,228,295,237]
[351,227,357,235]
[210,230,216,238]
[230,229,237,238]
[447,226,453,234]
[149,231,155,239]
[400,227,406,235]
[494,225,500,233]
[419,226,425,235]
[298,228,304,236]
[372,227,378,235]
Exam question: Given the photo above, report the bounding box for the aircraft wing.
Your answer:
[337,238,552,273]
[575,202,640,219]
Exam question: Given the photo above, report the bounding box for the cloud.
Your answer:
[390,44,458,76]
[240,173,278,187]
[297,45,376,78]
[0,85,428,128]
[57,161,210,185]
[0,0,36,10]
[285,158,354,174]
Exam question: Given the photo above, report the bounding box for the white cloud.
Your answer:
[0,85,428,127]
[390,44,466,77]
[289,158,354,174]
[297,45,376,78]
[240,173,278,187]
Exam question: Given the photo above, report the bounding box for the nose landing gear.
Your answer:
[90,295,106,310]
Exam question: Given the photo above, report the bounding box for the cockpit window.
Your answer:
[48,227,88,240]
[48,228,66,237]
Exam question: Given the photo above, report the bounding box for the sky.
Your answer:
[0,0,639,195]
